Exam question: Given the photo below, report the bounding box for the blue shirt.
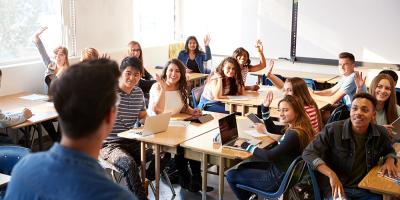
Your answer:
[337,72,357,108]
[5,143,136,200]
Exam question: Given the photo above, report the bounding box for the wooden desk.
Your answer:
[0,173,11,188]
[217,86,330,117]
[118,111,226,200]
[358,165,400,197]
[250,68,340,85]
[0,92,58,150]
[180,117,276,200]
[145,66,208,88]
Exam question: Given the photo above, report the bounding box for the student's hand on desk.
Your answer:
[250,85,260,91]
[262,91,273,107]
[380,157,399,178]
[23,108,33,119]
[192,108,202,116]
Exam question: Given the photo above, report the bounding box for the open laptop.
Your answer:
[131,112,172,136]
[219,113,261,151]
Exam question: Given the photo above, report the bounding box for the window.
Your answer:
[133,0,175,47]
[0,0,65,65]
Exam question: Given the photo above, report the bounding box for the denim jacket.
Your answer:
[302,119,397,190]
[177,46,212,74]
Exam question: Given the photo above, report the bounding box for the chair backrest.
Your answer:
[306,164,322,200]
[191,85,205,108]
[303,78,316,90]
[262,74,286,86]
[326,104,350,124]
[0,146,30,175]
[168,42,184,59]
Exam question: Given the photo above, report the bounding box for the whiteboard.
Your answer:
[179,0,292,59]
[296,0,400,64]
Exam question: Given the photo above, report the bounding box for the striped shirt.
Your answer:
[304,105,320,133]
[104,87,146,143]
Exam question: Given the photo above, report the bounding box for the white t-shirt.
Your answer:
[147,85,184,116]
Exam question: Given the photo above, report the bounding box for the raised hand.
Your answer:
[100,53,110,59]
[262,91,274,107]
[266,59,275,77]
[155,74,167,90]
[32,26,48,42]
[354,71,366,90]
[204,34,211,46]
[255,39,263,52]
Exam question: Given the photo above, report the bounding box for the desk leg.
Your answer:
[36,124,43,150]
[202,153,208,200]
[229,104,234,114]
[219,157,225,200]
[241,106,246,116]
[154,144,161,200]
[140,142,146,184]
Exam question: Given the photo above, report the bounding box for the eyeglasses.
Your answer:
[130,49,141,52]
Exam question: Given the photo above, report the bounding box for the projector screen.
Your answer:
[296,0,400,64]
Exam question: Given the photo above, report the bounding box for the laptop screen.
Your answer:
[218,114,238,144]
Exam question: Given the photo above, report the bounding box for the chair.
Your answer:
[303,78,316,90]
[236,156,306,200]
[0,146,30,175]
[326,104,349,124]
[191,85,205,108]
[262,74,286,86]
[306,163,322,200]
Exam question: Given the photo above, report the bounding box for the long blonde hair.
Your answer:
[278,95,315,150]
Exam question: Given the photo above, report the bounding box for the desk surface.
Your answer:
[250,68,340,84]
[217,86,330,110]
[118,112,226,147]
[0,93,58,128]
[0,173,11,187]
[358,165,400,196]
[145,66,208,81]
[180,117,276,160]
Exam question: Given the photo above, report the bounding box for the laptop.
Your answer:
[219,114,261,151]
[131,112,172,136]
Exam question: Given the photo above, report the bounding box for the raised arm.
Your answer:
[260,91,285,134]
[203,35,212,61]
[265,60,284,89]
[32,27,51,67]
[248,40,266,72]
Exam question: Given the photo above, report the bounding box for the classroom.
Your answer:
[1,0,399,200]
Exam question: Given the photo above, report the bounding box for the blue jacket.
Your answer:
[178,46,212,74]
[5,143,135,200]
[302,119,397,193]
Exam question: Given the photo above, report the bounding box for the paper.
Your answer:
[169,120,191,127]
[19,94,49,101]
[244,130,267,138]
[227,96,249,101]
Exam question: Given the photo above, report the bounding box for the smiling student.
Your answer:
[197,57,244,113]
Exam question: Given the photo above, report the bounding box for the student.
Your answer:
[127,41,156,104]
[355,73,400,138]
[32,26,69,88]
[4,59,136,199]
[311,52,358,108]
[232,40,266,91]
[100,56,151,200]
[178,35,212,74]
[197,57,244,113]
[0,69,33,144]
[226,95,315,200]
[80,47,99,61]
[147,58,210,192]
[32,26,63,142]
[302,93,398,200]
[148,58,202,116]
[265,73,323,133]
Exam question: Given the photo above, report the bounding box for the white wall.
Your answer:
[0,0,169,96]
